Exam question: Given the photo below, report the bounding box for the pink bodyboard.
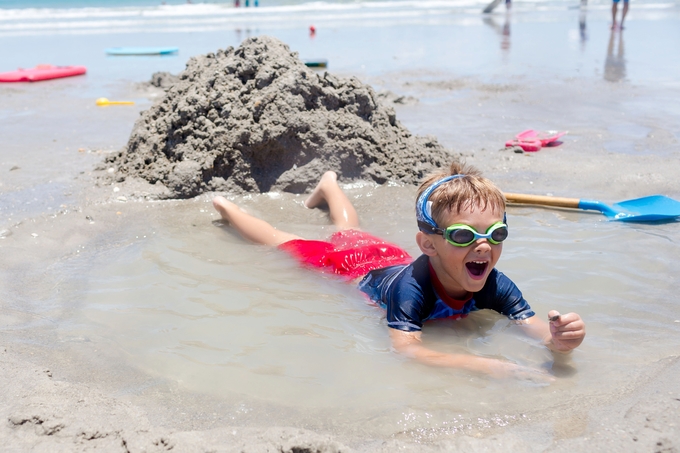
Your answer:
[0,65,87,82]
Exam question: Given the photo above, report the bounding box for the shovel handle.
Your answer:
[504,193,581,209]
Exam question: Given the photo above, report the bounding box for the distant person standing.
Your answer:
[611,0,629,29]
[482,0,509,14]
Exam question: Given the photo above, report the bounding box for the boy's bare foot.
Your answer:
[212,195,238,222]
[304,171,338,208]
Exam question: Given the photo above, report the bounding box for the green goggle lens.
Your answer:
[443,222,508,247]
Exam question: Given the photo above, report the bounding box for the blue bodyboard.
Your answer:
[105,47,179,56]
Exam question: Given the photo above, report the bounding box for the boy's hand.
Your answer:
[482,359,555,383]
[547,310,585,352]
[390,329,555,383]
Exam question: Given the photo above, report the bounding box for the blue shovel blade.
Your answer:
[612,195,680,222]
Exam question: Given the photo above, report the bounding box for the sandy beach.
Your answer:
[1,1,680,451]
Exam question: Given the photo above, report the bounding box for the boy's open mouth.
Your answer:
[465,260,488,277]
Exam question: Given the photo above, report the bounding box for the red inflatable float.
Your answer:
[0,64,87,82]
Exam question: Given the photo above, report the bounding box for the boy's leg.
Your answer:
[611,1,618,28]
[620,0,628,27]
[213,196,301,246]
[304,171,359,230]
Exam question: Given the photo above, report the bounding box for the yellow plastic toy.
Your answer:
[96,97,134,106]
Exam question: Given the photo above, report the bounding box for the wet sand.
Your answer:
[2,7,680,452]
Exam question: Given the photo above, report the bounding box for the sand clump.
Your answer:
[148,71,180,89]
[100,36,453,199]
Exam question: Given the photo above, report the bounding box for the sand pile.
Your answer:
[102,36,452,198]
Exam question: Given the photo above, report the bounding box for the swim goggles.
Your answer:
[434,221,508,247]
[416,174,508,246]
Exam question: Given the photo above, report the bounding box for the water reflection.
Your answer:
[235,27,254,43]
[578,8,587,50]
[604,30,626,82]
[483,13,511,55]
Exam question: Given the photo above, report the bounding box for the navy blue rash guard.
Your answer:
[358,254,535,332]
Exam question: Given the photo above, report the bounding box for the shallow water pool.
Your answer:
[34,183,680,445]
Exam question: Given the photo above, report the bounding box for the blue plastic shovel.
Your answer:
[504,193,680,222]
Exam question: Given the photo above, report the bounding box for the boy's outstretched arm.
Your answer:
[521,310,586,353]
[388,328,553,381]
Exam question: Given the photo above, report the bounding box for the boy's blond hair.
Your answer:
[416,162,506,227]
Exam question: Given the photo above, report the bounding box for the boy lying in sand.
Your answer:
[212,162,586,379]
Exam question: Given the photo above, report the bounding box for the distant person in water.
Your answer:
[611,0,629,29]
[212,163,586,380]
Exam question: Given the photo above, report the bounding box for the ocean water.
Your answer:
[2,0,680,87]
[2,0,680,39]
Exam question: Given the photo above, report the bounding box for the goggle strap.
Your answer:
[417,220,444,235]
[415,175,465,231]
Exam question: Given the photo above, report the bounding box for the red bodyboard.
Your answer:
[0,65,87,82]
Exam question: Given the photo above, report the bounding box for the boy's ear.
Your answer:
[416,231,438,257]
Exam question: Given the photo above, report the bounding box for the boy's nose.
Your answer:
[474,239,492,251]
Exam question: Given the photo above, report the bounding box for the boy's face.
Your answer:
[424,204,504,298]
